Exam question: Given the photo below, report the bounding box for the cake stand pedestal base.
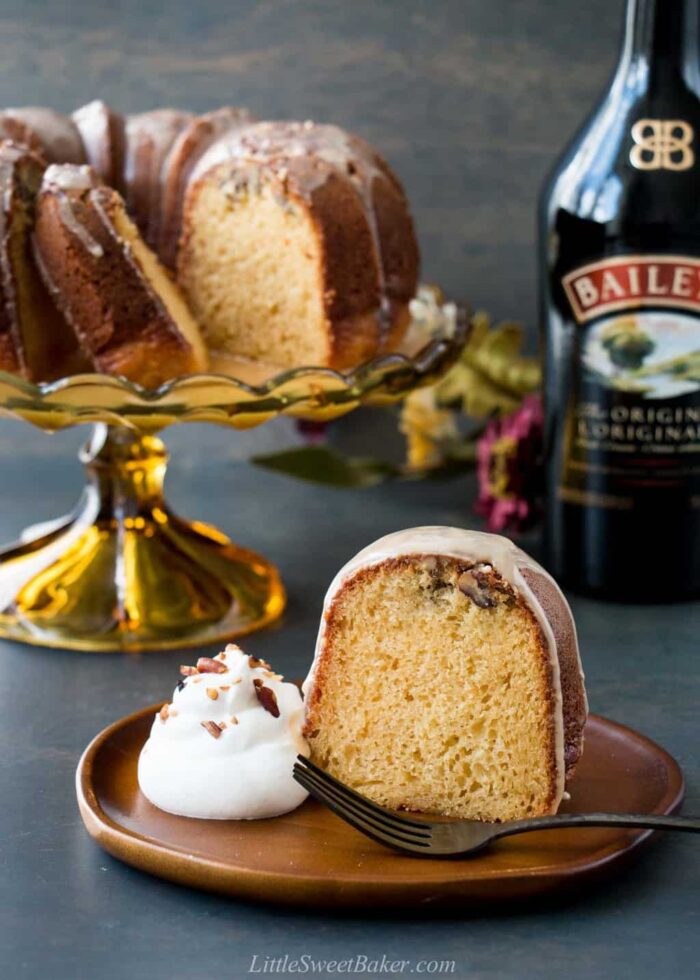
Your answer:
[0,423,285,652]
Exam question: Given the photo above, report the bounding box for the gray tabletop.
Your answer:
[0,416,697,980]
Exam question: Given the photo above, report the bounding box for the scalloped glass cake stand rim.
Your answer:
[0,298,468,652]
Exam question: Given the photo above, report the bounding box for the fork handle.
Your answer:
[492,812,700,842]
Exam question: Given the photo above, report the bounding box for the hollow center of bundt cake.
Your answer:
[110,205,208,373]
[307,556,560,821]
[177,172,330,368]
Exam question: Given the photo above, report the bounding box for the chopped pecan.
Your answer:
[159,703,170,722]
[230,715,239,725]
[179,665,198,676]
[458,568,497,608]
[201,720,223,739]
[197,657,228,674]
[206,688,219,701]
[249,655,272,671]
[253,678,280,718]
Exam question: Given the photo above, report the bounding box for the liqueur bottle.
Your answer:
[540,0,700,600]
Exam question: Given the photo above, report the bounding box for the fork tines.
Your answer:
[293,755,432,853]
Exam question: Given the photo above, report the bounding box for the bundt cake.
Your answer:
[33,164,207,387]
[178,121,419,369]
[0,142,86,380]
[303,527,587,822]
[0,101,419,385]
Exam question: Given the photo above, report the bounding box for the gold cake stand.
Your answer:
[0,290,467,652]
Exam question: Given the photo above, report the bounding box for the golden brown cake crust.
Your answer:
[303,554,564,816]
[123,108,194,250]
[0,144,28,375]
[520,566,587,778]
[0,141,84,381]
[33,167,200,388]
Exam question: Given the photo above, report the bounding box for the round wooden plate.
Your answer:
[76,707,684,911]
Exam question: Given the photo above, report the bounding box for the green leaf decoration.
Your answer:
[252,439,481,488]
[435,311,541,419]
[252,445,400,488]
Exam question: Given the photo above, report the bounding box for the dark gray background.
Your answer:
[0,1,697,979]
[0,0,624,328]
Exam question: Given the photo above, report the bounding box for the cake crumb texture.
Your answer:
[304,556,560,821]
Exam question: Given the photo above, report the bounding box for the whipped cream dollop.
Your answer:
[138,645,308,820]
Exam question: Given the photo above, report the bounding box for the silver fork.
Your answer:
[293,755,700,857]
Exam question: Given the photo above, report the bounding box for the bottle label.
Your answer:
[559,254,700,510]
[563,255,700,321]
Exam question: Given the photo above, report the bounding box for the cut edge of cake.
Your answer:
[33,163,208,389]
[302,527,587,822]
[0,141,87,382]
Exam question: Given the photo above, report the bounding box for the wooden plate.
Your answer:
[76,707,684,911]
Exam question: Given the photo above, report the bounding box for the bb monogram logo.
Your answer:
[630,119,695,171]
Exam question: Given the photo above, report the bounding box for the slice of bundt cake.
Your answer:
[177,120,419,369]
[303,527,587,822]
[0,142,85,380]
[157,106,253,269]
[33,164,207,387]
[123,108,194,250]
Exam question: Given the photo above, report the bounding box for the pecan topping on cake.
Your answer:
[253,678,280,717]
[457,564,508,608]
[196,656,228,673]
[200,720,223,739]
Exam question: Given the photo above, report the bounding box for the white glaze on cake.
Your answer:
[42,163,95,192]
[138,645,309,820]
[303,526,583,809]
[40,165,104,258]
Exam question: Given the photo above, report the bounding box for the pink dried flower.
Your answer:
[474,394,543,533]
[295,419,329,443]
